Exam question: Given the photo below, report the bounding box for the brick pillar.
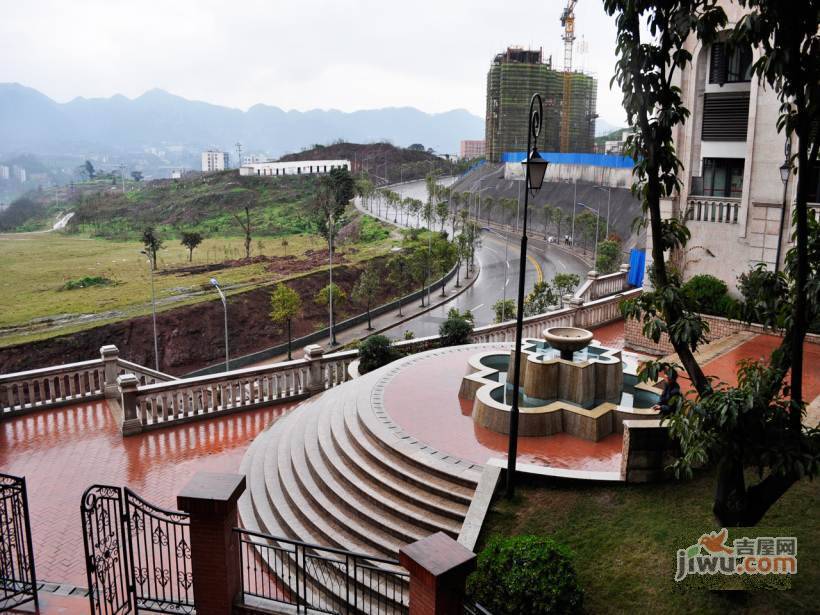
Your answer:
[399,532,476,615]
[177,472,246,615]
[117,373,141,436]
[100,344,120,398]
[304,344,325,394]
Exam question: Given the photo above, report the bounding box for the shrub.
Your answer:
[62,276,114,290]
[467,535,583,615]
[439,308,473,346]
[737,265,787,327]
[682,274,729,316]
[358,335,401,374]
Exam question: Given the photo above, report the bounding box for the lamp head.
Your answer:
[525,148,548,192]
[210,278,219,287]
[779,162,790,185]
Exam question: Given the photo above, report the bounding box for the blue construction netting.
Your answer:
[627,248,645,287]
[501,151,634,168]
[460,159,486,177]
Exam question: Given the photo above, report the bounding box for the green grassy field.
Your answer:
[0,223,395,348]
[480,469,819,614]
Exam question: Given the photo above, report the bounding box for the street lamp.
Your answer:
[593,185,612,239]
[328,213,338,346]
[506,93,548,499]
[391,246,406,316]
[140,250,160,371]
[775,139,792,274]
[211,278,229,372]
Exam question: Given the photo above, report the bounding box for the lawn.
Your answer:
[480,469,819,614]
[0,222,395,347]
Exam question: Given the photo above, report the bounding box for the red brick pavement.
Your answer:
[0,400,297,588]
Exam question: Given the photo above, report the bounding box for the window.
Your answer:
[702,158,744,198]
[702,92,750,141]
[709,42,753,84]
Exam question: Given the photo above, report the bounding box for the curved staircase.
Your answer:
[238,366,483,612]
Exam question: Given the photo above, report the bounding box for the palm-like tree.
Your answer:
[483,196,495,227]
[542,204,553,239]
[551,207,564,241]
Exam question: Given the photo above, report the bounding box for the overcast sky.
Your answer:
[2,0,626,127]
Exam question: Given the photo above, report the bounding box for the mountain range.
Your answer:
[0,83,485,158]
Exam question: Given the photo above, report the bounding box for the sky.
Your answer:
[1,0,627,127]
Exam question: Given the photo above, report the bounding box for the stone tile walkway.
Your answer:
[0,400,297,587]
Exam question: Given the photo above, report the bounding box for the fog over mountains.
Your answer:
[0,83,485,158]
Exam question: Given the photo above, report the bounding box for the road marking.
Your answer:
[528,254,544,284]
[471,304,485,312]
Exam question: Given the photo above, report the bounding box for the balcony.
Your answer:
[685,195,741,224]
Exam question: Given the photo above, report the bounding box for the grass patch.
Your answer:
[62,276,115,291]
[480,468,819,614]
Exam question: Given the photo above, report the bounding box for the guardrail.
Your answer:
[685,196,741,224]
[572,265,630,303]
[2,283,637,432]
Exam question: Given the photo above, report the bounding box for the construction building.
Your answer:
[459,140,485,159]
[484,47,597,162]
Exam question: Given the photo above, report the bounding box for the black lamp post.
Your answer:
[775,139,791,275]
[505,94,549,499]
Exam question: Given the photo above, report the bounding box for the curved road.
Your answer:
[359,178,589,338]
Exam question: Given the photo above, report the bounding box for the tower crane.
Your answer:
[560,0,577,152]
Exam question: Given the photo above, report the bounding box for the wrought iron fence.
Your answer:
[235,528,409,614]
[81,485,194,615]
[0,473,38,612]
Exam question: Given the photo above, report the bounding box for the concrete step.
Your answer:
[300,397,441,543]
[270,401,400,559]
[320,392,466,531]
[342,399,475,506]
[285,400,413,554]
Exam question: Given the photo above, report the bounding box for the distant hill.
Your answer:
[280,142,461,184]
[595,118,627,137]
[0,83,484,158]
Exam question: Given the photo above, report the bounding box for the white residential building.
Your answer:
[12,166,26,182]
[655,0,819,293]
[239,159,351,177]
[201,150,230,173]
[0,165,9,180]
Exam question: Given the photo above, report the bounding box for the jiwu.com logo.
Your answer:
[675,528,797,582]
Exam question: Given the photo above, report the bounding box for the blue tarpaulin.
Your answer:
[627,249,645,287]
[501,151,634,168]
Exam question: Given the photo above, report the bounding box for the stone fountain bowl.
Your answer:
[543,326,594,357]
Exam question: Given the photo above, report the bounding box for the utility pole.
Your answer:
[235,142,243,169]
[120,165,126,193]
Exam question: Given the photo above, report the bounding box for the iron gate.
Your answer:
[81,485,195,614]
[0,473,38,612]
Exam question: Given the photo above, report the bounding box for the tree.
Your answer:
[575,211,597,253]
[439,308,473,346]
[141,227,163,270]
[352,262,381,330]
[316,283,345,309]
[131,171,143,182]
[595,239,621,274]
[483,196,495,226]
[542,205,553,239]
[84,160,96,179]
[608,0,820,525]
[492,299,516,323]
[408,143,425,152]
[180,231,203,262]
[553,273,580,303]
[523,281,557,317]
[358,335,401,373]
[270,284,302,360]
[551,207,564,240]
[436,201,449,233]
[408,246,432,307]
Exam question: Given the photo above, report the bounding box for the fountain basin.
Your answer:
[543,326,595,360]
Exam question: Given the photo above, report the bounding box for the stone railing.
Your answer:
[685,196,741,224]
[572,265,631,303]
[1,345,177,418]
[2,284,638,432]
[1,358,106,417]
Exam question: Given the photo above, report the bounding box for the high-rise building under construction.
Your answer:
[485,47,597,161]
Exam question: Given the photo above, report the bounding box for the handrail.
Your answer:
[117,358,177,382]
[0,358,102,382]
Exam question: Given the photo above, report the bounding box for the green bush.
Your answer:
[439,308,473,346]
[62,276,114,290]
[682,274,729,316]
[358,335,401,374]
[467,535,583,615]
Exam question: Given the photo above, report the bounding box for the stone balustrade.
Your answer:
[686,196,741,224]
[1,358,106,416]
[573,264,631,303]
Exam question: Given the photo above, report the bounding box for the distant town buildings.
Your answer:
[603,131,632,156]
[0,165,8,180]
[242,154,269,165]
[170,169,183,179]
[485,47,597,162]
[239,160,351,177]
[12,165,26,182]
[459,140,486,159]
[201,150,230,173]
[657,0,820,291]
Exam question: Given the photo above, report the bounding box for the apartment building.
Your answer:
[201,150,230,173]
[459,140,486,160]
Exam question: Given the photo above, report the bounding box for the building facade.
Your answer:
[657,1,819,293]
[485,47,597,162]
[0,165,9,180]
[239,159,351,177]
[459,140,485,159]
[201,150,229,173]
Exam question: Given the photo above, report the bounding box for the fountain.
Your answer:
[459,326,661,441]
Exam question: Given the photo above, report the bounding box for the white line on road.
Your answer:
[471,304,485,312]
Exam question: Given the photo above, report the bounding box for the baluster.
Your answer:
[138,398,148,424]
